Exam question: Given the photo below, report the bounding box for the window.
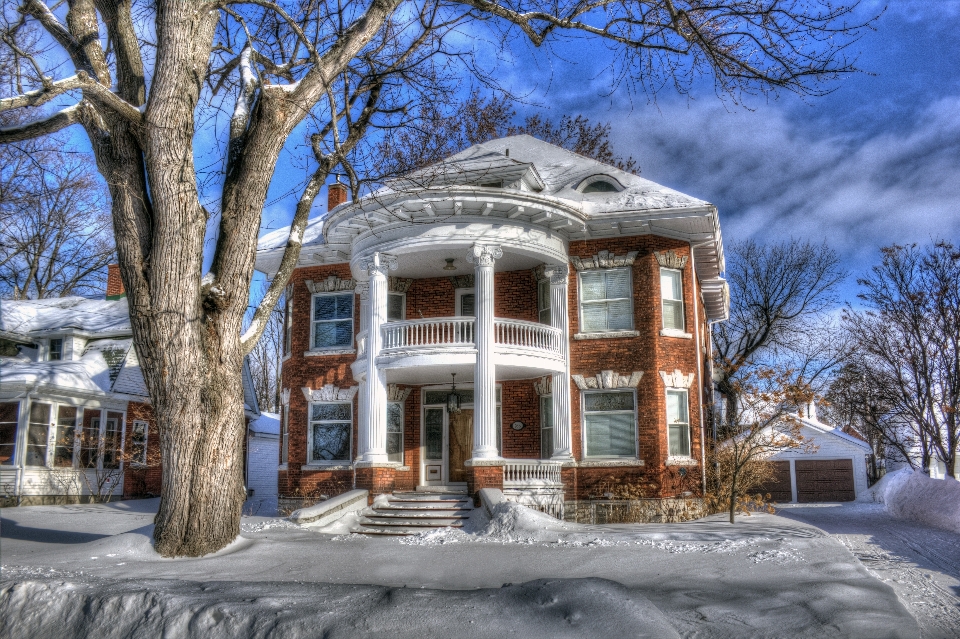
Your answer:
[387,293,405,321]
[667,389,691,457]
[387,402,403,463]
[576,175,623,193]
[661,268,684,331]
[130,420,149,466]
[280,404,289,465]
[25,402,51,466]
[540,395,553,459]
[101,413,124,469]
[53,406,78,467]
[538,279,551,325]
[583,391,636,458]
[79,411,101,468]
[311,293,354,349]
[48,338,63,361]
[579,269,632,333]
[457,289,475,317]
[283,295,293,356]
[0,402,19,465]
[77,410,125,469]
[309,402,352,462]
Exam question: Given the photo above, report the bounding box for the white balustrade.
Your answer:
[494,319,562,356]
[502,459,563,486]
[381,317,475,350]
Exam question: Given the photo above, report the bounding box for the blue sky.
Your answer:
[254,1,960,301]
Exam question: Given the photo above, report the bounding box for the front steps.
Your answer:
[352,492,473,536]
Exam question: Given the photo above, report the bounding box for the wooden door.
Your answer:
[448,409,473,483]
[756,461,792,502]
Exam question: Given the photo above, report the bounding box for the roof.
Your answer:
[796,417,873,451]
[0,339,131,396]
[249,411,281,436]
[0,297,131,338]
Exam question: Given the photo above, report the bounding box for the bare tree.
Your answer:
[0,0,871,556]
[0,150,113,299]
[246,283,284,413]
[843,242,960,479]
[707,367,815,523]
[712,239,847,427]
[369,91,638,185]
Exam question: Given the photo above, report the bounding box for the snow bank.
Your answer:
[861,468,960,533]
[0,577,679,639]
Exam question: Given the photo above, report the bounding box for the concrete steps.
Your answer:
[352,492,472,536]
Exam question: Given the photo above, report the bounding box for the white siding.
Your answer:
[246,434,279,498]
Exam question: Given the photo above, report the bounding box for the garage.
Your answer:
[760,406,871,503]
[795,459,855,502]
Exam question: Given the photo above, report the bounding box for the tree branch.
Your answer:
[0,104,80,142]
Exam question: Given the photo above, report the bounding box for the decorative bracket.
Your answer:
[659,369,695,388]
[387,384,412,403]
[654,250,688,270]
[533,376,552,396]
[305,276,355,293]
[467,244,503,267]
[572,370,644,390]
[302,384,359,402]
[359,252,398,277]
[571,250,638,271]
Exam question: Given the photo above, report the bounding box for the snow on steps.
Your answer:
[353,492,473,536]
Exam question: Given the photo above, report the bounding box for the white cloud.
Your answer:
[613,96,960,265]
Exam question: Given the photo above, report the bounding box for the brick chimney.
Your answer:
[106,264,126,300]
[327,182,349,211]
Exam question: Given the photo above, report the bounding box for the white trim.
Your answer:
[660,267,685,332]
[387,292,406,321]
[455,288,475,317]
[666,388,691,458]
[575,174,624,193]
[580,388,639,460]
[387,400,404,464]
[129,419,149,467]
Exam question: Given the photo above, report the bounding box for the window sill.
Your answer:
[282,353,292,363]
[573,330,640,340]
[278,464,288,471]
[660,329,692,339]
[303,462,353,470]
[304,348,356,357]
[665,456,698,466]
[578,458,644,467]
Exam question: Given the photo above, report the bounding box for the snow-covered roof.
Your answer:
[796,417,872,451]
[0,297,131,338]
[249,411,281,436]
[0,339,129,396]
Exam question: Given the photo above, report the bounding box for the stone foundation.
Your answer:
[565,497,707,524]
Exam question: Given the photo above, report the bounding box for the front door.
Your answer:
[448,410,474,483]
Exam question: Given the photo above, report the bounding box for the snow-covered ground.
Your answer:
[1,497,928,638]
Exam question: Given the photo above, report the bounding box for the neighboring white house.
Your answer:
[761,405,872,503]
[246,411,280,500]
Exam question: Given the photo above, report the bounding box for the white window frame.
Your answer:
[537,279,551,325]
[455,288,475,317]
[53,403,80,468]
[283,294,293,357]
[310,291,355,351]
[307,401,353,464]
[581,389,638,459]
[540,394,553,459]
[48,337,64,361]
[387,292,406,322]
[660,267,685,333]
[577,268,634,334]
[280,403,289,467]
[129,420,149,466]
[387,401,404,464]
[24,400,53,467]
[666,388,692,458]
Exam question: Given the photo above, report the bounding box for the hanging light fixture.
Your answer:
[443,258,457,271]
[446,373,462,414]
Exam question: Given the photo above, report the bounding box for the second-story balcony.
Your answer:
[354,316,564,384]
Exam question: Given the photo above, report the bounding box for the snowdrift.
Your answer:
[860,468,960,533]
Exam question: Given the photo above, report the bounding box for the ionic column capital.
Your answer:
[354,281,370,300]
[359,252,398,278]
[543,263,570,286]
[467,244,503,267]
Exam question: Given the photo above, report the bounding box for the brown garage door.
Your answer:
[756,461,793,502]
[796,459,855,502]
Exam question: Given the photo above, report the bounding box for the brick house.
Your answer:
[255,135,729,520]
[0,268,263,506]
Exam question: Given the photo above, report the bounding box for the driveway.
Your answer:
[777,502,960,639]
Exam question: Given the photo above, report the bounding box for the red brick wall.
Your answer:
[122,401,161,498]
[494,269,538,322]
[500,380,541,459]
[106,264,125,298]
[406,277,456,318]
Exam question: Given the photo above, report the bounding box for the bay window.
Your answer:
[309,401,352,462]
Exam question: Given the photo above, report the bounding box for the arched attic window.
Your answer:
[576,175,624,194]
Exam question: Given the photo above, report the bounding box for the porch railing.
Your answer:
[494,319,562,356]
[381,317,475,350]
[502,459,563,486]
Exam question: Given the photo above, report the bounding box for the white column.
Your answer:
[354,281,369,461]
[360,252,397,463]
[545,264,573,460]
[468,243,502,459]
